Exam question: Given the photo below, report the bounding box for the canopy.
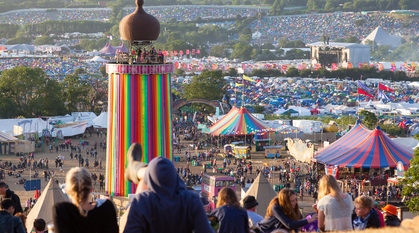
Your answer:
[315,120,371,163]
[209,107,269,136]
[92,112,108,128]
[315,124,413,168]
[99,43,117,55]
[114,43,128,53]
[241,173,277,216]
[26,179,70,232]
[0,131,18,142]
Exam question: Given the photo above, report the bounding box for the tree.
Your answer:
[269,0,284,15]
[36,79,66,116]
[230,42,253,61]
[62,75,92,112]
[402,134,419,213]
[0,67,46,117]
[183,70,227,101]
[360,110,378,129]
[34,35,54,45]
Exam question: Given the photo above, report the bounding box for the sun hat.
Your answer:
[382,204,398,216]
[242,195,258,209]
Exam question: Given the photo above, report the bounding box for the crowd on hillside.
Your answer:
[0,57,104,77]
[0,6,264,25]
[251,11,419,43]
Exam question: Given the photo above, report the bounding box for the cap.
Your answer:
[382,204,398,216]
[242,195,258,209]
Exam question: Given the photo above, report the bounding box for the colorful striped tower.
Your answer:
[105,63,174,196]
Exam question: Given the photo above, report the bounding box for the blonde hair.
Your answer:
[65,167,92,215]
[318,175,343,202]
[266,189,300,221]
[216,187,240,208]
[354,195,374,210]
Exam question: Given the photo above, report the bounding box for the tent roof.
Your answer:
[26,179,70,232]
[209,107,270,136]
[92,112,108,128]
[362,26,402,48]
[315,123,413,168]
[315,121,372,163]
[242,173,277,216]
[0,131,18,142]
[99,43,117,55]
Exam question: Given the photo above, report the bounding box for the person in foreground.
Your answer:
[209,187,249,233]
[257,189,317,233]
[352,195,382,230]
[123,153,212,233]
[317,175,354,231]
[381,204,401,227]
[52,167,119,233]
[0,199,25,233]
[0,182,23,215]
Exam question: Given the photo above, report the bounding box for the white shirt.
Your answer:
[318,193,354,231]
[247,210,264,227]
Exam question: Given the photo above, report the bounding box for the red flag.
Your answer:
[358,88,374,98]
[379,83,394,92]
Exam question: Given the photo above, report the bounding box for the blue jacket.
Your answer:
[257,204,308,233]
[0,211,25,233]
[123,157,213,233]
[210,205,249,233]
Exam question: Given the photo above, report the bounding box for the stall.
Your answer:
[264,145,282,158]
[254,138,271,151]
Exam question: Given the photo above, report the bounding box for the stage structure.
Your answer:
[106,0,174,196]
[307,41,370,69]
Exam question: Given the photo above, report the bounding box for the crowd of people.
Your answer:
[0,6,264,25]
[251,11,419,44]
[0,57,104,77]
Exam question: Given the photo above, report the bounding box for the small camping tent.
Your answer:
[241,173,277,216]
[26,179,70,232]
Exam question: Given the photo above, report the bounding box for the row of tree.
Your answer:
[0,67,107,118]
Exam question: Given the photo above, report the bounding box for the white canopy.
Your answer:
[92,112,108,128]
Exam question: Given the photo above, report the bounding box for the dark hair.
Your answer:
[0,182,8,188]
[34,218,46,231]
[1,199,14,210]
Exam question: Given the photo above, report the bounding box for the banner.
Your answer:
[325,165,339,179]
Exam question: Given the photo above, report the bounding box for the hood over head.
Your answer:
[143,157,186,199]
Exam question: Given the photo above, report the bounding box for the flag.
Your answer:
[243,74,255,82]
[358,88,374,98]
[357,80,373,92]
[235,83,243,86]
[377,90,392,101]
[379,83,394,92]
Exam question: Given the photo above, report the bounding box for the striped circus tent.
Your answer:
[209,107,269,136]
[315,125,413,168]
[314,120,371,163]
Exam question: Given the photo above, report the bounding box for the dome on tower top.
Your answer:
[119,0,160,42]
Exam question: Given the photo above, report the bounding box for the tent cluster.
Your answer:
[98,43,128,55]
[314,120,413,168]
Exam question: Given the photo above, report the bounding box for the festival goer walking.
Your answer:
[317,175,354,232]
[257,189,316,233]
[52,167,119,233]
[209,187,249,233]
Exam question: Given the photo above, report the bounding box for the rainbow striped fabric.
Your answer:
[106,64,173,197]
[315,121,413,168]
[209,107,269,136]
